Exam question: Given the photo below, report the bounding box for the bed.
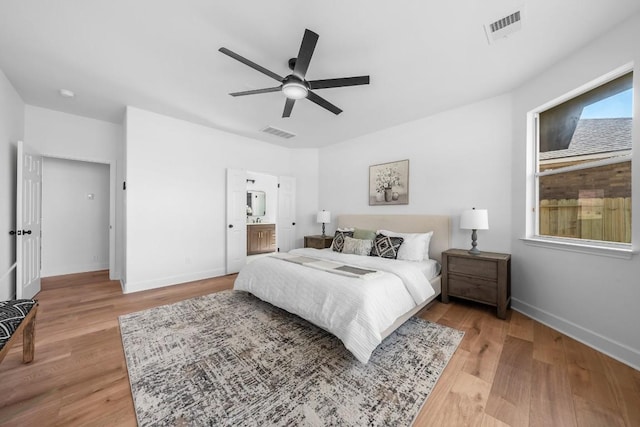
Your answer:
[233,214,451,363]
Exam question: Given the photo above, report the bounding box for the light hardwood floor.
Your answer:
[1,271,638,426]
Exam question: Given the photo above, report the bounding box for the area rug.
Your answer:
[119,290,464,426]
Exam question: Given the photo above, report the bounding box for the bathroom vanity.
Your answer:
[247,223,276,255]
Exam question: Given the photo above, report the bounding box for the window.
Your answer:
[532,70,633,248]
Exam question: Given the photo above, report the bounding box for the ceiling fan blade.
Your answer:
[230,86,282,97]
[282,98,295,118]
[219,47,283,82]
[292,29,319,80]
[308,76,370,90]
[306,91,342,115]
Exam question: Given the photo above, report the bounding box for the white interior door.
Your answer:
[16,141,42,299]
[277,176,296,252]
[226,168,247,274]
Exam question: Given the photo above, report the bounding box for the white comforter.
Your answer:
[233,248,437,363]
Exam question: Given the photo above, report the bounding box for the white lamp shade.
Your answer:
[460,209,489,230]
[316,210,331,224]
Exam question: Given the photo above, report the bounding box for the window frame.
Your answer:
[524,64,634,259]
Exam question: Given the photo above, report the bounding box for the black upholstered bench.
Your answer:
[0,299,38,364]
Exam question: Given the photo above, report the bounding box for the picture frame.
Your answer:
[369,159,409,205]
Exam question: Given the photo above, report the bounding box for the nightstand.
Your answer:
[304,235,334,249]
[441,249,511,319]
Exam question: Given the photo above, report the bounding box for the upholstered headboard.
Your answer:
[336,215,451,264]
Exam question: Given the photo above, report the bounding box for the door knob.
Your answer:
[228,224,234,228]
[23,230,32,235]
[9,230,16,235]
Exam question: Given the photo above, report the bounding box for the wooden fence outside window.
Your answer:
[539,197,631,243]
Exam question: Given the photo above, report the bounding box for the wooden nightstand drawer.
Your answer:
[448,274,497,304]
[448,257,497,280]
[304,235,333,249]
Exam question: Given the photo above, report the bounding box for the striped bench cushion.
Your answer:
[0,299,37,351]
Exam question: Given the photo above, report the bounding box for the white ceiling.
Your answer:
[1,1,639,148]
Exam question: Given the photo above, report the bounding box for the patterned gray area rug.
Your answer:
[119,290,464,426]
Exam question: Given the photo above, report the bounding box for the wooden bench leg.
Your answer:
[22,306,37,363]
[0,302,38,365]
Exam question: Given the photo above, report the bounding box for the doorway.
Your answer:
[225,169,296,274]
[41,158,110,277]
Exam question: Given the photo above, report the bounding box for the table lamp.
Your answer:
[316,210,331,237]
[460,208,489,255]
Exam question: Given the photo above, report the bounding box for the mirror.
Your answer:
[246,190,266,216]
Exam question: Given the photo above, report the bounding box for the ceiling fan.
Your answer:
[219,29,370,118]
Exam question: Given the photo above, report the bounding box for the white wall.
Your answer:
[318,94,513,253]
[124,107,316,293]
[25,106,122,162]
[24,106,124,280]
[0,69,25,300]
[290,149,320,247]
[511,13,640,369]
[41,158,110,276]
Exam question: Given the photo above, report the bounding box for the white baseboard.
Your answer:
[122,268,227,294]
[511,298,640,371]
[42,262,109,278]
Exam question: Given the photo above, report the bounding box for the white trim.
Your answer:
[540,149,632,165]
[521,237,633,259]
[511,298,640,371]
[531,63,634,113]
[41,263,110,278]
[123,268,226,294]
[536,153,632,177]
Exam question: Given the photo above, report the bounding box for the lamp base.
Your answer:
[468,229,481,255]
[321,223,326,237]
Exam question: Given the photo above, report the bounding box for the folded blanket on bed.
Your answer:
[270,253,383,279]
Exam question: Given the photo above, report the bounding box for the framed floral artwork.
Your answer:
[369,159,409,205]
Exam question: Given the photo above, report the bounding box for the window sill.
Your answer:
[521,237,634,259]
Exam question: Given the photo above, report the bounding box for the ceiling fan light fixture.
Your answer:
[219,29,369,117]
[59,88,75,98]
[282,80,308,99]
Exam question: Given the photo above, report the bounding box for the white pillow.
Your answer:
[377,229,433,261]
[342,236,374,256]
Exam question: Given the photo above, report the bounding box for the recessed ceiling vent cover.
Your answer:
[261,126,296,139]
[484,10,522,44]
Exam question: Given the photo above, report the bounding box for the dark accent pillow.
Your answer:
[332,230,354,252]
[370,234,404,259]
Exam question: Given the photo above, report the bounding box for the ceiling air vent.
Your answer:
[484,10,522,44]
[261,126,296,139]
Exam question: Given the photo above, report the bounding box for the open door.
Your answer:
[226,168,247,274]
[16,141,42,299]
[277,176,296,253]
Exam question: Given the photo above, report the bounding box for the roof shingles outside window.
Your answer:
[540,118,632,161]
